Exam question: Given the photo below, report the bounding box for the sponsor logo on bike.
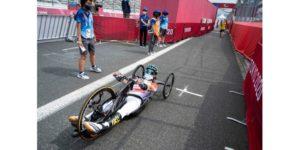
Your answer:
[112,117,120,125]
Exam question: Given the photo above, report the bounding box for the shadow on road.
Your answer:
[123,49,148,55]
[50,126,95,149]
[41,67,77,77]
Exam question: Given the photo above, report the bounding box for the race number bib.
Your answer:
[86,29,92,38]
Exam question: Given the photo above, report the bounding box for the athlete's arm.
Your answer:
[113,72,129,84]
[148,82,158,92]
[141,19,147,26]
[93,30,97,42]
[76,23,82,47]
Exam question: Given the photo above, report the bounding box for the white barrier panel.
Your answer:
[37,15,77,41]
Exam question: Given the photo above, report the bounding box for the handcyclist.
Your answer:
[68,64,159,134]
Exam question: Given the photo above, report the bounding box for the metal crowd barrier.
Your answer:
[234,0,262,22]
[37,14,77,41]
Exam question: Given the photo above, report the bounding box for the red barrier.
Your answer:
[92,17,213,43]
[193,24,201,37]
[230,21,262,58]
[165,23,176,43]
[183,24,194,39]
[230,21,262,150]
[199,23,207,36]
[93,16,138,41]
[243,42,262,150]
[173,23,185,42]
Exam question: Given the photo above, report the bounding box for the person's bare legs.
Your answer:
[162,36,165,45]
[89,51,96,67]
[79,53,87,72]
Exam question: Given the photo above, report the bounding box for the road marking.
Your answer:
[224,146,234,150]
[228,90,243,96]
[226,117,247,126]
[109,40,137,46]
[42,52,58,56]
[61,42,106,52]
[176,86,203,98]
[38,38,192,122]
[178,85,189,96]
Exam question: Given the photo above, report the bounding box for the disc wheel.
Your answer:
[162,73,175,99]
[132,65,145,79]
[77,87,116,141]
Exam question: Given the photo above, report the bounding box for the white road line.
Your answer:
[228,90,244,96]
[224,146,234,150]
[178,85,189,97]
[175,87,203,98]
[226,117,247,126]
[38,38,192,122]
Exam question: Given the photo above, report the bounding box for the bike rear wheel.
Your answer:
[78,87,117,141]
[162,73,175,99]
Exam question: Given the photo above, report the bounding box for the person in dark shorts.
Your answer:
[75,0,102,80]
[148,10,161,55]
[122,0,131,18]
[139,7,149,47]
[159,10,169,47]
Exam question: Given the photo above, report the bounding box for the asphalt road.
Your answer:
[38,31,248,150]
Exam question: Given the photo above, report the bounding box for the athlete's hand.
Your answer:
[77,39,83,47]
[113,72,122,77]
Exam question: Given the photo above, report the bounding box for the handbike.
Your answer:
[72,64,175,141]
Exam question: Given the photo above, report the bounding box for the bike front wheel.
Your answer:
[77,87,117,141]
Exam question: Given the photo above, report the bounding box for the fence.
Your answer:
[37,14,77,41]
[233,0,262,22]
[99,0,141,14]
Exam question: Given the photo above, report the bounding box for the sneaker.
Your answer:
[159,44,163,48]
[77,72,90,80]
[147,52,151,55]
[84,122,104,134]
[163,44,167,47]
[90,66,102,73]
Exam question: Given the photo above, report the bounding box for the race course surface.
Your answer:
[38,31,248,150]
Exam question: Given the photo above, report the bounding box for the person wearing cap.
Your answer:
[148,10,161,55]
[75,0,102,80]
[139,7,150,47]
[159,10,169,47]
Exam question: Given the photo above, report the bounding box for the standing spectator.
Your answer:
[215,19,219,28]
[159,10,169,48]
[122,0,131,18]
[220,20,226,38]
[75,0,102,80]
[148,10,161,55]
[139,7,149,47]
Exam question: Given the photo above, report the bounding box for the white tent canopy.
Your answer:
[218,14,226,20]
